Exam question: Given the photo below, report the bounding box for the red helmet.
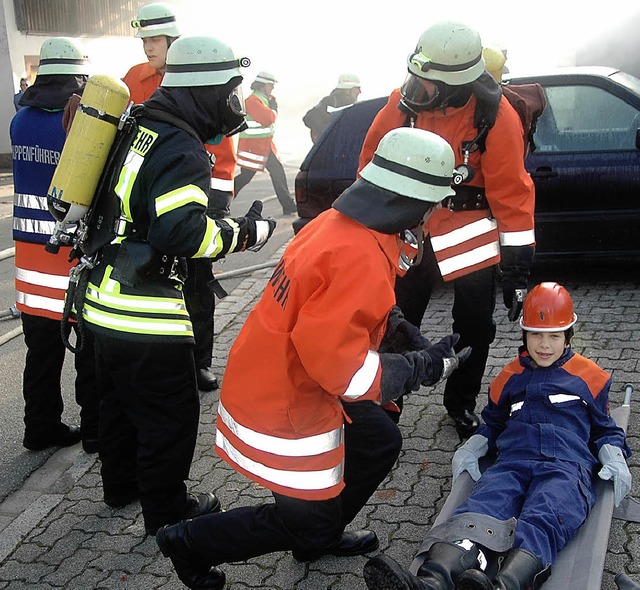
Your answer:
[520,282,577,331]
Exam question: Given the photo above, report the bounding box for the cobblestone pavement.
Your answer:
[0,250,638,589]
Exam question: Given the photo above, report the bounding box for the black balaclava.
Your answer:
[144,75,245,142]
[19,75,88,110]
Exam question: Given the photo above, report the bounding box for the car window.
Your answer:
[534,85,640,153]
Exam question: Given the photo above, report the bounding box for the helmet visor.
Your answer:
[400,73,439,109]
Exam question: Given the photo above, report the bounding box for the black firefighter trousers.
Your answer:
[93,333,200,532]
[394,239,497,417]
[179,400,402,565]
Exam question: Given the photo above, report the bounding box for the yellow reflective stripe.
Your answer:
[114,151,145,222]
[15,267,69,290]
[343,350,380,399]
[216,430,342,492]
[85,286,188,315]
[218,401,342,456]
[83,306,193,336]
[155,185,208,217]
[431,218,498,252]
[437,242,500,277]
[499,229,536,247]
[16,291,64,314]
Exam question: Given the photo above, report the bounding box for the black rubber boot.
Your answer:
[493,549,550,590]
[156,521,225,590]
[455,568,495,590]
[363,542,481,590]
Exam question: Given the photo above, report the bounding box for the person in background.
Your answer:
[364,282,631,590]
[11,38,99,454]
[123,1,236,391]
[81,35,276,536]
[14,77,29,112]
[155,127,471,590]
[358,21,536,439]
[303,73,361,143]
[234,71,298,215]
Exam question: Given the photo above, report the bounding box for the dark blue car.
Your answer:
[294,67,640,262]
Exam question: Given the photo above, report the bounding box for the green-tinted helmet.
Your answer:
[161,35,250,87]
[407,21,485,86]
[131,2,181,39]
[254,71,277,85]
[360,128,455,203]
[37,37,90,76]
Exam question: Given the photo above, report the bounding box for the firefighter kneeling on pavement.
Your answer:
[155,127,472,590]
[80,35,276,536]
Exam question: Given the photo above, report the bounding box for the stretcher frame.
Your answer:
[410,384,634,589]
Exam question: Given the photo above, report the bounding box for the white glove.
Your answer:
[598,443,632,507]
[451,434,489,483]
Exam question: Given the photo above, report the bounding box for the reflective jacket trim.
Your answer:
[240,121,275,139]
[210,176,234,192]
[437,242,500,278]
[549,393,584,404]
[343,350,380,399]
[13,216,55,236]
[16,291,64,315]
[15,267,69,290]
[216,430,342,491]
[509,401,524,415]
[15,192,48,211]
[499,228,536,247]
[155,184,208,217]
[218,401,342,456]
[236,150,268,171]
[114,151,145,222]
[83,305,193,335]
[193,217,239,258]
[431,218,498,251]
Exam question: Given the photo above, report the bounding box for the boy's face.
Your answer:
[526,331,567,367]
[142,35,169,73]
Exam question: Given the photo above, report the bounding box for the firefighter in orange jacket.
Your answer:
[359,21,536,439]
[155,127,471,589]
[235,71,297,215]
[123,1,236,390]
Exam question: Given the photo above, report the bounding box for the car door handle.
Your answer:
[530,167,558,179]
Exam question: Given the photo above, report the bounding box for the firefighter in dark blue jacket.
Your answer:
[82,35,276,536]
[364,282,632,590]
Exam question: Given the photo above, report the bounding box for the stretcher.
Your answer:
[410,384,635,589]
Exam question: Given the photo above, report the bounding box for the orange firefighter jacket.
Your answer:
[359,88,535,281]
[215,209,402,500]
[236,91,277,172]
[123,62,236,194]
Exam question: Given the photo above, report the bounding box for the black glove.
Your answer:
[379,334,471,402]
[500,245,534,322]
[268,97,278,111]
[242,200,276,252]
[379,305,432,353]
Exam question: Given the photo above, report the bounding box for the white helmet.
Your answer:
[254,71,277,85]
[336,73,361,89]
[131,2,181,39]
[407,21,485,86]
[161,36,250,87]
[360,128,455,203]
[37,37,90,76]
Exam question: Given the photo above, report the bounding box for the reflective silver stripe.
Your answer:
[84,306,193,335]
[549,394,584,404]
[500,229,535,247]
[509,401,524,415]
[343,350,380,399]
[218,401,342,456]
[13,217,56,235]
[16,291,64,314]
[216,429,342,491]
[437,242,500,277]
[156,185,208,217]
[14,193,48,210]
[431,218,498,252]
[237,151,268,164]
[15,267,69,290]
[210,177,234,192]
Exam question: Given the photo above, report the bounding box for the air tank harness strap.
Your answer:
[442,186,489,211]
[60,257,95,354]
[78,103,121,127]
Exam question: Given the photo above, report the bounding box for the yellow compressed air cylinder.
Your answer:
[47,74,131,224]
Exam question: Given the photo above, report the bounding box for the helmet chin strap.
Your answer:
[398,221,425,271]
